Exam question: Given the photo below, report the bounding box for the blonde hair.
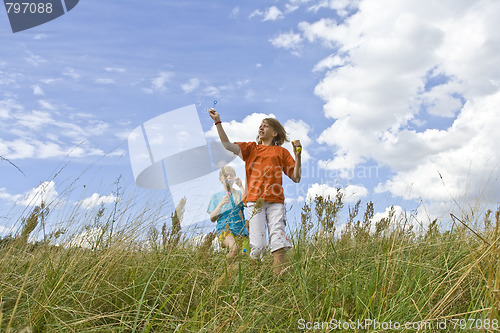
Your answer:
[219,166,236,179]
[257,118,289,146]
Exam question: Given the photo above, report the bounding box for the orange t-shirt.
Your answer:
[236,142,295,204]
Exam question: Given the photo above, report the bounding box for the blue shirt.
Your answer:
[207,191,248,236]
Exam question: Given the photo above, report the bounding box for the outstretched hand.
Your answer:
[208,108,220,122]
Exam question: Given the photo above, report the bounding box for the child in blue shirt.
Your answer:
[207,166,249,259]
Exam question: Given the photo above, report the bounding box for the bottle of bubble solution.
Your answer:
[242,238,250,254]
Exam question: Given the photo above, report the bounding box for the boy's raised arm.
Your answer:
[208,108,241,156]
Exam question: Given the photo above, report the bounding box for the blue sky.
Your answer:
[1,0,500,238]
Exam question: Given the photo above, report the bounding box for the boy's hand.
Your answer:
[235,178,243,189]
[292,140,302,155]
[208,108,221,122]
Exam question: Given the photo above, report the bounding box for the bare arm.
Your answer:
[291,140,302,183]
[208,108,241,155]
[209,194,230,222]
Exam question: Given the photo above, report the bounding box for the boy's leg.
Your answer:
[267,203,291,276]
[216,234,239,285]
[267,203,291,252]
[247,202,267,260]
[222,234,238,259]
[272,248,287,276]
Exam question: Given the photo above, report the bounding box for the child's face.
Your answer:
[220,170,236,185]
[258,121,277,141]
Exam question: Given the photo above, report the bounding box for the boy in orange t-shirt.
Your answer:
[208,108,302,276]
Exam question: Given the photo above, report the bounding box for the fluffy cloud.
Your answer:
[62,67,81,80]
[308,0,360,17]
[17,181,58,207]
[77,193,118,210]
[95,78,116,85]
[104,67,126,73]
[269,32,303,54]
[0,225,16,236]
[143,71,174,94]
[25,51,46,66]
[181,78,201,93]
[0,96,112,160]
[0,99,23,119]
[306,183,368,203]
[0,187,21,202]
[250,6,284,21]
[292,0,500,209]
[32,85,44,96]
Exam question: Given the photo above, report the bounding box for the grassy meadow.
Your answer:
[1,192,500,332]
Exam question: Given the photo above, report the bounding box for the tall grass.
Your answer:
[1,193,500,332]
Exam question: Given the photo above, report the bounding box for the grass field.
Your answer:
[1,195,499,332]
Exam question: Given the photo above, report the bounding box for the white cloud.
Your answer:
[299,18,338,47]
[40,78,61,84]
[0,187,21,202]
[203,85,220,97]
[33,34,47,40]
[104,67,126,73]
[229,7,240,19]
[263,6,284,21]
[38,100,56,110]
[181,78,201,93]
[293,0,500,211]
[143,71,174,94]
[77,193,118,210]
[67,227,108,249]
[95,78,116,85]
[0,225,14,236]
[0,97,112,160]
[244,89,256,101]
[250,6,284,21]
[0,139,36,159]
[306,183,368,203]
[63,68,81,80]
[32,85,45,96]
[285,4,299,13]
[25,51,46,66]
[0,98,23,119]
[308,0,360,17]
[343,184,369,203]
[313,54,346,72]
[16,110,53,129]
[269,32,303,54]
[17,181,58,207]
[0,138,108,160]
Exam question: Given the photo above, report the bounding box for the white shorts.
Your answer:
[246,201,291,260]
